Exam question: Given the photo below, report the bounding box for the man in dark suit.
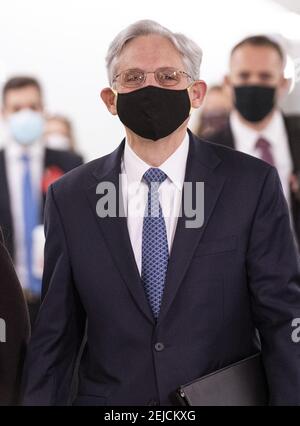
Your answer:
[0,229,30,405]
[0,76,83,324]
[22,20,300,406]
[208,35,300,246]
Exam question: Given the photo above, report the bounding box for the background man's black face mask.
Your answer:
[116,85,191,141]
[234,85,276,123]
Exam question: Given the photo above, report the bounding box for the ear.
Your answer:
[190,80,207,109]
[223,75,231,89]
[279,76,291,96]
[100,87,118,115]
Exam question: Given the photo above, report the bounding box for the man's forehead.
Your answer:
[230,45,283,70]
[117,35,184,69]
[5,86,42,104]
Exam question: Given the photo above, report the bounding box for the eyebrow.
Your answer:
[237,71,274,77]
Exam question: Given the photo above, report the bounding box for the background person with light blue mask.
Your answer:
[0,76,84,326]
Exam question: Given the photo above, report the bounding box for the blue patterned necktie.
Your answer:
[21,154,42,295]
[141,168,169,319]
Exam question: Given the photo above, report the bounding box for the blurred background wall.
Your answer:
[0,0,299,159]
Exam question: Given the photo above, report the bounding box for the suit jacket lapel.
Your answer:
[85,140,155,324]
[283,115,300,173]
[158,131,226,324]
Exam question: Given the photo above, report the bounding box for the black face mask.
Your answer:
[234,85,276,123]
[116,85,191,141]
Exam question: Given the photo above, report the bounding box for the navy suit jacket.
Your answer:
[208,116,300,246]
[22,130,300,405]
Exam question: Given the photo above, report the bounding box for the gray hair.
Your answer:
[105,20,203,86]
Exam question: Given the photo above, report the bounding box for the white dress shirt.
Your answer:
[4,138,44,289]
[230,110,293,205]
[121,133,189,274]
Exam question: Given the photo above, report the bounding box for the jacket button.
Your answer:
[155,342,165,352]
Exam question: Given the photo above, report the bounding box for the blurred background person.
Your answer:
[196,84,232,138]
[43,114,78,152]
[209,35,300,247]
[0,76,84,326]
[0,112,6,148]
[0,228,30,406]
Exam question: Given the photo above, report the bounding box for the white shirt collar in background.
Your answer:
[230,109,293,204]
[5,136,44,160]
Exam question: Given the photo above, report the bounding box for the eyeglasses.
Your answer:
[112,67,193,89]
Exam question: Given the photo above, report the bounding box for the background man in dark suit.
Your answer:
[22,20,300,406]
[0,229,30,405]
[0,77,83,324]
[208,36,300,246]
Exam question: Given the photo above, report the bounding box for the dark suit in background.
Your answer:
[0,229,30,405]
[0,148,83,258]
[209,115,300,246]
[0,147,83,325]
[22,132,300,405]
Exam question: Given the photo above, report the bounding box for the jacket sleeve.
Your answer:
[0,237,30,405]
[246,166,300,405]
[22,185,86,406]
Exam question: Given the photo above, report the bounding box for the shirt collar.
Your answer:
[262,110,286,142]
[5,136,44,160]
[230,109,285,147]
[159,132,189,190]
[123,132,189,190]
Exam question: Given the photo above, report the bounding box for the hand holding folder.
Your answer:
[176,353,268,406]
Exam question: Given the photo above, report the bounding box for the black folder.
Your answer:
[176,353,268,406]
